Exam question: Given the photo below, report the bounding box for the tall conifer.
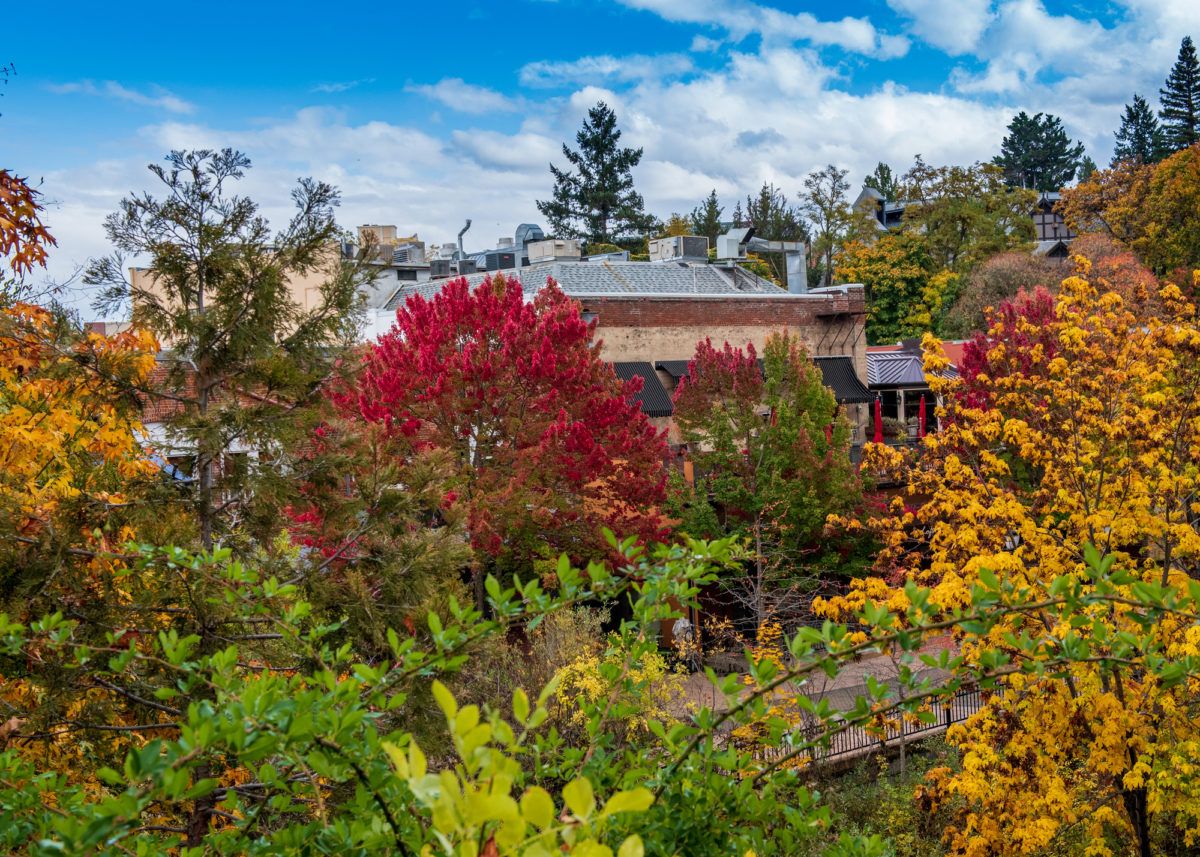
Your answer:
[1113,94,1168,164]
[536,102,654,245]
[1159,36,1200,151]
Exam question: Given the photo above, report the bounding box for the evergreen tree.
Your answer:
[744,182,806,242]
[1159,36,1200,152]
[1113,94,1168,165]
[690,189,724,243]
[731,199,746,228]
[1078,154,1099,180]
[536,101,655,245]
[86,149,369,551]
[863,161,900,201]
[994,111,1086,191]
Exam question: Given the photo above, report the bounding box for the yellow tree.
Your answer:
[0,167,180,787]
[817,255,1200,855]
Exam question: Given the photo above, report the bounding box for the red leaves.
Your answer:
[331,274,669,566]
[958,287,1058,410]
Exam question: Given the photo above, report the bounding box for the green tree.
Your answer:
[863,162,900,201]
[536,101,655,245]
[86,149,369,551]
[1078,154,1099,180]
[835,231,951,344]
[744,182,806,242]
[742,183,807,288]
[899,157,1035,271]
[671,332,861,628]
[690,189,724,244]
[994,111,1085,191]
[1112,94,1167,165]
[800,164,852,289]
[1159,35,1200,152]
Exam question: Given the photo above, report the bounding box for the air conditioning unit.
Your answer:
[527,239,582,263]
[649,235,709,262]
[429,259,452,279]
[484,251,515,271]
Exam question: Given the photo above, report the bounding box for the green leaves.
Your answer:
[563,777,596,821]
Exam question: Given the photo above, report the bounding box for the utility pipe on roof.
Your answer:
[457,219,472,257]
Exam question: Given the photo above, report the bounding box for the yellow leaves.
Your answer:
[838,256,1200,852]
[0,305,157,541]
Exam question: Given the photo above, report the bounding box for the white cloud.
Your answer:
[28,0,1200,319]
[405,78,521,114]
[886,0,993,54]
[617,0,910,58]
[519,53,695,87]
[47,80,195,114]
[311,78,375,94]
[690,35,723,52]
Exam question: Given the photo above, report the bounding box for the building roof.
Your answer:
[612,362,674,417]
[385,259,788,310]
[812,356,875,403]
[656,360,691,385]
[1033,239,1071,258]
[866,351,959,386]
[657,356,871,404]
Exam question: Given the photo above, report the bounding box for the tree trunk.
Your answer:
[1120,786,1152,857]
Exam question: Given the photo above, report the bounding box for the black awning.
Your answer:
[655,360,692,385]
[612,362,674,417]
[812,356,874,404]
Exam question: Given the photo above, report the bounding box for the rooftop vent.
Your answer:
[514,223,546,249]
[649,235,709,262]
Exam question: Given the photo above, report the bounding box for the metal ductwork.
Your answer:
[716,228,808,294]
[457,219,472,258]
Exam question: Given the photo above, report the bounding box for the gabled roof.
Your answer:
[867,351,959,386]
[1033,239,1071,258]
[612,362,674,417]
[384,259,787,310]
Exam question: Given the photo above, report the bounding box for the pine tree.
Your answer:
[690,189,724,243]
[1113,94,1168,165]
[536,101,655,245]
[744,183,806,242]
[1078,155,1099,180]
[994,111,1086,191]
[731,200,746,228]
[1159,36,1200,152]
[863,162,900,201]
[86,149,369,551]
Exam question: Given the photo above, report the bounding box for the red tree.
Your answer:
[957,287,1058,410]
[326,274,668,585]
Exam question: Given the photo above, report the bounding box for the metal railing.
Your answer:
[741,683,984,767]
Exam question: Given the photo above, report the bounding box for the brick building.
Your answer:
[386,241,872,444]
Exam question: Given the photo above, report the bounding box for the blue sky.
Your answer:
[4,0,1199,314]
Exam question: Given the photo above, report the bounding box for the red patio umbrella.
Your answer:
[872,397,884,444]
[918,394,927,438]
